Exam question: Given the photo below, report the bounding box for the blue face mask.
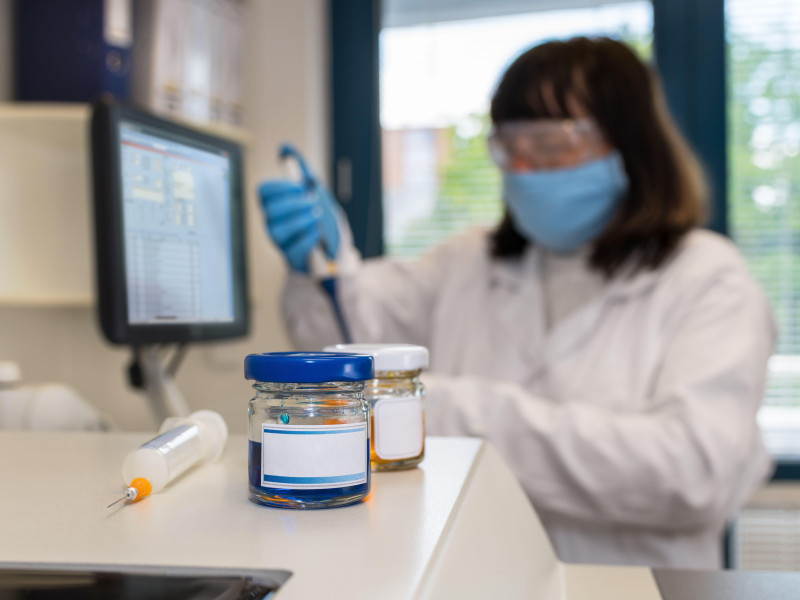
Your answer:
[502,151,629,254]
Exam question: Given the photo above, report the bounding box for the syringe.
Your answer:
[107,410,228,507]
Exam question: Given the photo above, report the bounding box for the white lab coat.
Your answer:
[282,226,775,569]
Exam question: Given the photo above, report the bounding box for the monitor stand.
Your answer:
[129,345,190,423]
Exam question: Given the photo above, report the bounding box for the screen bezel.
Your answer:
[91,100,249,345]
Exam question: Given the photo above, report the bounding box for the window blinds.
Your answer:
[727,0,800,455]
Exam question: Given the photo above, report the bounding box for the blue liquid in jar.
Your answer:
[248,440,370,509]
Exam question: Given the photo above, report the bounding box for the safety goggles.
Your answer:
[487,118,607,172]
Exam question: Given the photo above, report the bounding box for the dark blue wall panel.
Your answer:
[654,0,728,235]
[330,0,384,258]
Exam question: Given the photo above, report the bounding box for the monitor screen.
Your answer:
[119,122,235,326]
[91,101,249,344]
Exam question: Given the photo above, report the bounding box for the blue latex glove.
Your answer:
[258,179,341,274]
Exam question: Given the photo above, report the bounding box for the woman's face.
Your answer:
[488,87,614,172]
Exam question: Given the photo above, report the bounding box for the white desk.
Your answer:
[0,432,664,599]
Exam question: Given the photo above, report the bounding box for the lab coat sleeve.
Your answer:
[425,270,775,531]
[282,222,466,349]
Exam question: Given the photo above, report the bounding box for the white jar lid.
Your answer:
[324,343,429,372]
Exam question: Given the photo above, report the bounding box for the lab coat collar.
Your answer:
[487,246,547,382]
[543,249,665,363]
[489,243,661,301]
[487,243,540,292]
[488,243,663,376]
[605,264,661,300]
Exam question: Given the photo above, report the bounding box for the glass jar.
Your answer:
[245,352,374,509]
[325,344,428,471]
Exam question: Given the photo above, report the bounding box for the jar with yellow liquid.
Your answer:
[325,344,428,471]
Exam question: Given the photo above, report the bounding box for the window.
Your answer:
[725,0,800,572]
[380,1,653,258]
[726,0,800,458]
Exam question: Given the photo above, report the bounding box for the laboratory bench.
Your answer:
[0,431,798,599]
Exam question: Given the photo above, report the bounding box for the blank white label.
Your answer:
[374,396,423,460]
[261,423,367,489]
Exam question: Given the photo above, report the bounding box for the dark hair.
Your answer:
[489,36,708,276]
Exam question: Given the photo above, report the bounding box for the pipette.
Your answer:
[107,409,228,508]
[279,143,352,343]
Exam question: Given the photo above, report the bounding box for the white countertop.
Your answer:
[0,432,488,598]
[0,431,666,599]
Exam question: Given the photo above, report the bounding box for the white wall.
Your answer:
[0,0,329,432]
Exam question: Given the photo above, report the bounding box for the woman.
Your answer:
[259,37,774,569]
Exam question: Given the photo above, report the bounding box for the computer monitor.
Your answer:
[91,100,249,346]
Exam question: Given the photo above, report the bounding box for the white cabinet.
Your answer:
[0,104,93,305]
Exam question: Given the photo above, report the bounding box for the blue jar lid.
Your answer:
[244,352,374,383]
